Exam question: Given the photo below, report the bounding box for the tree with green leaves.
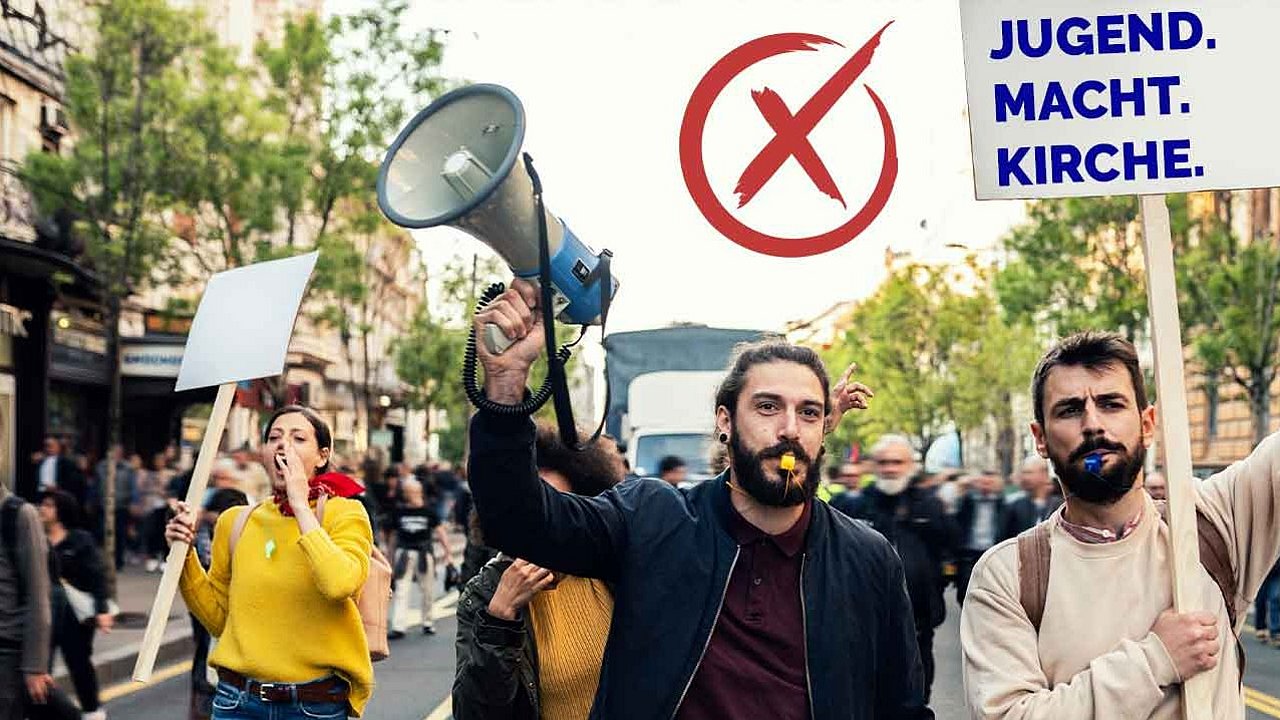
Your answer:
[1176,211,1280,447]
[823,267,945,459]
[158,39,294,280]
[153,1,449,427]
[823,260,1032,466]
[165,1,448,282]
[310,204,421,449]
[20,0,211,588]
[393,255,503,463]
[992,192,1280,450]
[993,196,1157,342]
[951,305,1041,476]
[294,0,449,448]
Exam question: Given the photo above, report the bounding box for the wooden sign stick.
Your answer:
[1139,194,1210,720]
[132,381,236,682]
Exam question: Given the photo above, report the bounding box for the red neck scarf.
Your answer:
[272,472,365,516]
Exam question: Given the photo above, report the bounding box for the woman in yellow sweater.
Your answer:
[452,423,625,720]
[165,405,375,719]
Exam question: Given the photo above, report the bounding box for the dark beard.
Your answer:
[728,432,822,507]
[1051,436,1146,505]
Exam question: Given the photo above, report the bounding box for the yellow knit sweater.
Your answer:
[179,498,375,716]
[527,576,613,720]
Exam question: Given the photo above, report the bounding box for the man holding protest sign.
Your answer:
[955,3,1280,718]
[960,331,1280,719]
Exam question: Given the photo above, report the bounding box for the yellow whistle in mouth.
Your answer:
[780,453,796,472]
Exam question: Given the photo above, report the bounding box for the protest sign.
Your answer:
[960,3,1280,200]
[132,252,319,682]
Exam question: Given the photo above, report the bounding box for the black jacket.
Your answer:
[453,555,539,720]
[50,529,109,615]
[844,485,957,630]
[1000,494,1063,541]
[468,411,932,720]
[954,492,1009,553]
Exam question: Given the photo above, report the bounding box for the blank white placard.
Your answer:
[174,252,319,392]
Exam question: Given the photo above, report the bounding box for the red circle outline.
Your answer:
[679,32,898,258]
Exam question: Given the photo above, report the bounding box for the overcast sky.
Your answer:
[353,0,1028,335]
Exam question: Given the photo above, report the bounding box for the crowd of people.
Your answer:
[1,283,1279,720]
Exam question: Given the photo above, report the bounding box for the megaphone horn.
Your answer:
[376,83,619,353]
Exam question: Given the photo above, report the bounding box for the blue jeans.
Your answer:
[211,680,348,719]
[1255,563,1280,636]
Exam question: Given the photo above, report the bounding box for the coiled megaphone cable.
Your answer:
[462,282,570,416]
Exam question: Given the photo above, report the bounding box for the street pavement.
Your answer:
[1242,618,1280,719]
[89,570,1280,719]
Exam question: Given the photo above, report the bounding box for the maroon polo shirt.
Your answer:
[676,498,812,719]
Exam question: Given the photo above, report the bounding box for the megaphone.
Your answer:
[376,84,618,353]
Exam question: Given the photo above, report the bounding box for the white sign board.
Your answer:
[174,252,319,392]
[959,2,1280,199]
[122,343,184,378]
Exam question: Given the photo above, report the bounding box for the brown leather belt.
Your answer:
[217,668,349,704]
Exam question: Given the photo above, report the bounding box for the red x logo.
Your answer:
[680,24,898,257]
[744,88,846,208]
[736,22,892,208]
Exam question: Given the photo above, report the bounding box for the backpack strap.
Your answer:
[1193,512,1237,628]
[228,503,261,564]
[1017,520,1053,632]
[1151,502,1239,623]
[1185,505,1246,683]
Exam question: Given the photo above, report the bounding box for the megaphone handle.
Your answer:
[483,323,516,355]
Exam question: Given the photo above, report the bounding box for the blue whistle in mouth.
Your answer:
[1084,454,1103,474]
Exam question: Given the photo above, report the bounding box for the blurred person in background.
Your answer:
[387,479,452,639]
[932,469,965,513]
[28,436,84,506]
[845,435,956,701]
[827,462,862,516]
[39,490,111,719]
[433,462,461,522]
[96,445,135,569]
[954,469,1007,606]
[1143,469,1168,502]
[231,448,271,504]
[0,474,79,719]
[657,456,687,488]
[136,454,171,572]
[1002,456,1062,539]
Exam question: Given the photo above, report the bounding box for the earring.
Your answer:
[718,432,729,444]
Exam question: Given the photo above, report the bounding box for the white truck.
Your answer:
[623,370,723,479]
[603,326,777,480]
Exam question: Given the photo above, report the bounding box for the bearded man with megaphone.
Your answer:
[377,82,931,718]
[464,278,933,719]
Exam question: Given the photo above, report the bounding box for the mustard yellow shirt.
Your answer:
[527,576,613,720]
[179,498,375,716]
